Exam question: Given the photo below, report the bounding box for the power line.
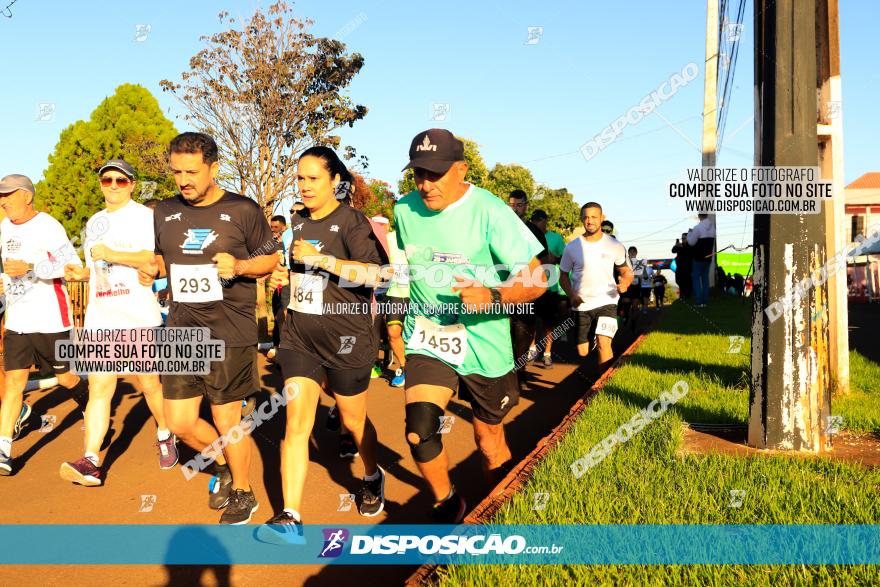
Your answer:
[519,116,703,165]
[716,0,747,156]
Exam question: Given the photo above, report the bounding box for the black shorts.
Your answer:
[624,284,640,300]
[575,304,618,344]
[534,291,560,323]
[384,295,409,327]
[4,330,71,374]
[404,354,518,425]
[640,287,652,300]
[162,346,258,405]
[276,348,372,396]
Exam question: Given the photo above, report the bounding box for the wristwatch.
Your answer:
[489,288,503,310]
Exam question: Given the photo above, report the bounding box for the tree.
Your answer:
[397,137,488,196]
[159,1,368,216]
[534,186,582,236]
[37,84,179,237]
[361,179,396,227]
[485,163,536,200]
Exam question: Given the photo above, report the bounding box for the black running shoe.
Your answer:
[326,405,341,432]
[208,465,233,509]
[12,403,31,441]
[431,489,466,524]
[338,433,358,458]
[357,466,385,517]
[219,488,259,525]
[255,511,305,545]
[0,451,12,476]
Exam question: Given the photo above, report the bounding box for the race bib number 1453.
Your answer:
[409,316,468,366]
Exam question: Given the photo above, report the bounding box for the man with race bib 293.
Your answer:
[139,133,278,525]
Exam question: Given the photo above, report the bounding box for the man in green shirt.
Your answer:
[529,209,568,367]
[394,129,547,523]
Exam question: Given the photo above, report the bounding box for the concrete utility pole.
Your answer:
[816,0,850,395]
[702,0,718,286]
[749,0,832,451]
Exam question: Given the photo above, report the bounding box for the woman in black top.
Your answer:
[257,147,389,543]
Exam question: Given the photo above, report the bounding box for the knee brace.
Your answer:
[405,402,445,463]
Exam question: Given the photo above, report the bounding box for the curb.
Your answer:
[405,330,652,586]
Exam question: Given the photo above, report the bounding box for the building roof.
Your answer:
[846,173,880,190]
[845,172,880,206]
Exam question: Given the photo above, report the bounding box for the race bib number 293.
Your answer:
[170,264,223,303]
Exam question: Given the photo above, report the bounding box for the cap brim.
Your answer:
[98,165,135,179]
[401,159,456,175]
[0,184,32,195]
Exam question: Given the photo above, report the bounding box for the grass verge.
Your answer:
[438,297,880,586]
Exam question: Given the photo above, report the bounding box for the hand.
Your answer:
[138,256,160,287]
[90,244,113,263]
[452,276,492,313]
[4,259,31,278]
[157,288,169,306]
[570,294,584,308]
[269,267,289,290]
[0,279,4,296]
[292,238,325,267]
[64,264,90,282]
[212,252,237,280]
[617,280,629,294]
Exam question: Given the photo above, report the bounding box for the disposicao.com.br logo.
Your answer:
[323,531,562,557]
[318,528,349,558]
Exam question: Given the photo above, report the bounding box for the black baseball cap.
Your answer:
[530,209,548,222]
[98,159,137,179]
[402,129,465,175]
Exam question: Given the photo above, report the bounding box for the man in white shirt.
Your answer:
[0,174,85,475]
[60,160,176,487]
[628,246,653,314]
[686,214,716,307]
[560,202,633,372]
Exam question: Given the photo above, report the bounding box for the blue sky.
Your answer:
[1,0,877,260]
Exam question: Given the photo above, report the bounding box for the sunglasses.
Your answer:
[100,176,132,188]
[601,227,612,233]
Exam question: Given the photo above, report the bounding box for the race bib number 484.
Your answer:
[409,315,468,366]
[170,264,223,303]
[288,271,324,315]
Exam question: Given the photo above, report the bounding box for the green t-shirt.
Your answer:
[545,230,566,295]
[394,184,544,377]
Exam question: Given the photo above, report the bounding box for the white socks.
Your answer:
[283,508,302,522]
[157,428,171,441]
[0,437,11,457]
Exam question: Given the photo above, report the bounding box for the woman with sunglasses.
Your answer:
[60,159,175,486]
[257,147,389,544]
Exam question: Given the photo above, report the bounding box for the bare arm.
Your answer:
[617,264,634,292]
[453,257,547,311]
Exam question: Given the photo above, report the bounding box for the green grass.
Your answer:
[836,351,880,434]
[438,297,880,586]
